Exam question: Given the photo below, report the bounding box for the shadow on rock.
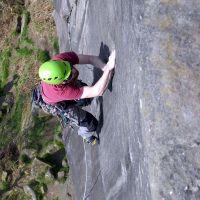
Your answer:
[93,43,115,141]
[0,75,18,97]
[38,148,66,178]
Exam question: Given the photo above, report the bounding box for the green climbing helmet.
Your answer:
[39,60,72,84]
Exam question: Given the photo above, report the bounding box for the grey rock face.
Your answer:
[31,158,50,177]
[53,0,200,199]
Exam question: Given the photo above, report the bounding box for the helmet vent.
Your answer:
[54,77,58,80]
[48,78,52,80]
[64,70,66,76]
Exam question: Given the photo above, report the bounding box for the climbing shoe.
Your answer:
[84,135,98,145]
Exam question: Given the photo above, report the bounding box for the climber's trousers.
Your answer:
[56,102,98,139]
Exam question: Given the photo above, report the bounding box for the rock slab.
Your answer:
[53,0,200,199]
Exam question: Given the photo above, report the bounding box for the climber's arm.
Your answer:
[77,54,106,71]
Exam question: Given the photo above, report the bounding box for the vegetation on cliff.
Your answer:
[0,0,68,199]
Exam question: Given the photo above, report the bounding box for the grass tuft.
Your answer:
[1,49,11,84]
[21,10,31,40]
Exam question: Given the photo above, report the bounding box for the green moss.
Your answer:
[53,39,59,54]
[54,122,62,135]
[0,80,3,95]
[36,172,49,189]
[0,181,10,191]
[27,116,50,151]
[0,119,14,148]
[2,59,9,81]
[29,180,46,200]
[37,49,50,63]
[11,95,24,133]
[11,30,18,37]
[1,49,11,84]
[20,154,31,164]
[54,140,64,149]
[23,37,34,45]
[16,47,33,56]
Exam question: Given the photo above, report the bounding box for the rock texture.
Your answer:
[53,0,200,199]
